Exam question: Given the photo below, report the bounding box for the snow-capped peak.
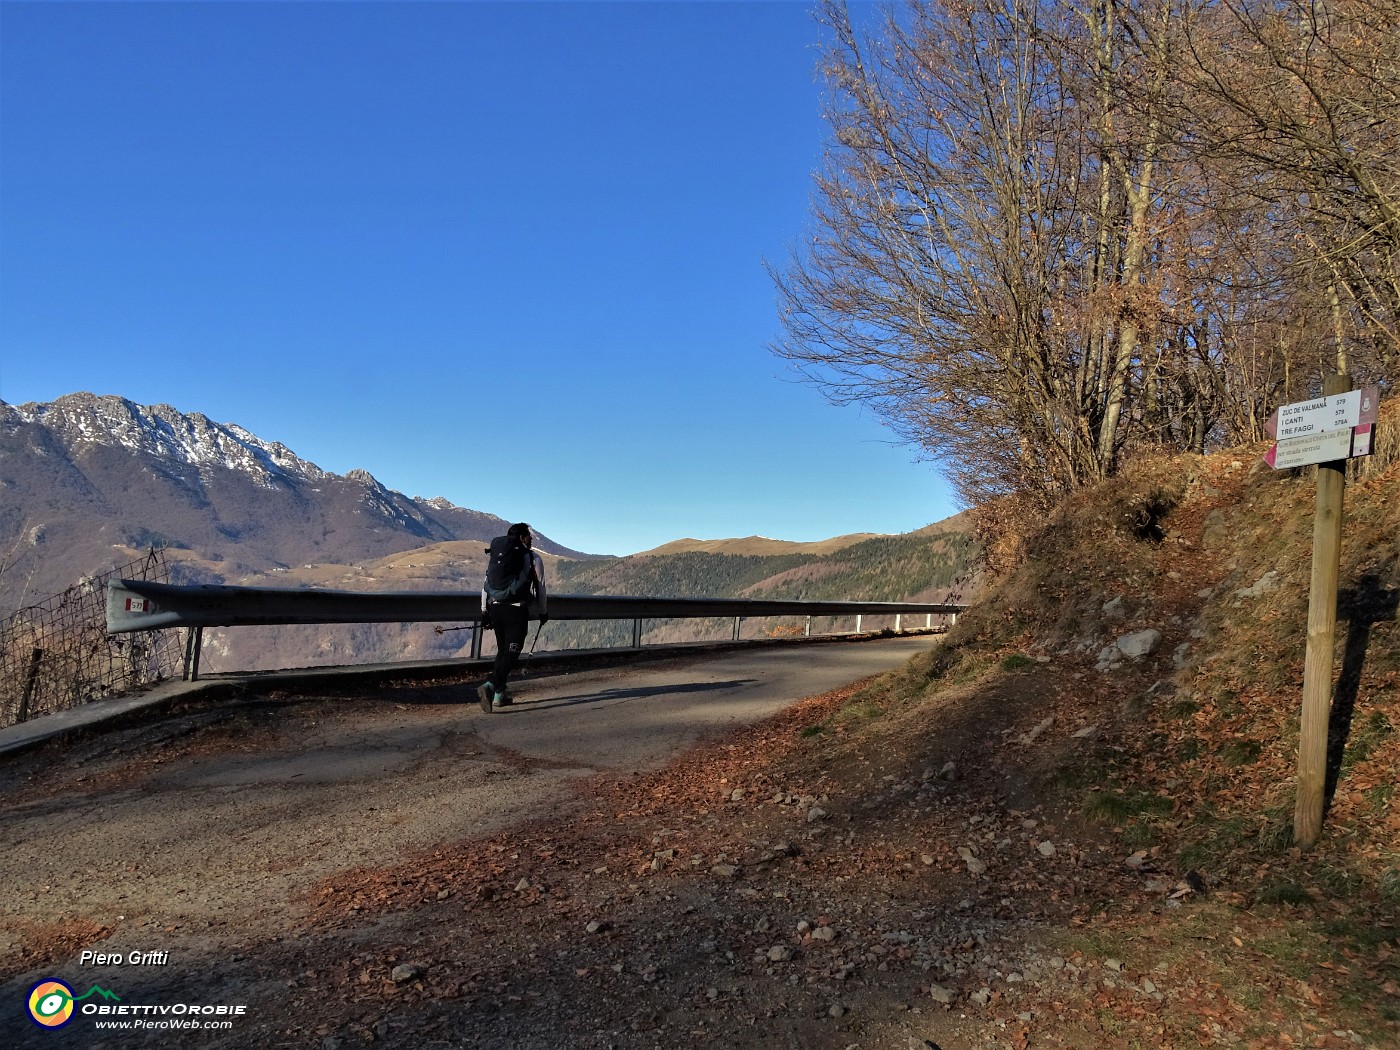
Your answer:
[5,393,332,487]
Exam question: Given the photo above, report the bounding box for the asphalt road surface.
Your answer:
[2,636,937,1047]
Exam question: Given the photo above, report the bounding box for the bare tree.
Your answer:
[774,0,1396,519]
[1180,0,1400,376]
[772,0,1199,507]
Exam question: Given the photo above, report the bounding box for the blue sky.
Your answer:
[0,0,957,556]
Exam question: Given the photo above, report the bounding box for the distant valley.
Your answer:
[1,393,976,672]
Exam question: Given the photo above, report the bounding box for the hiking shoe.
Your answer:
[495,690,513,707]
[477,682,494,713]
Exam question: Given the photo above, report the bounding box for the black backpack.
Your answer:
[484,535,534,603]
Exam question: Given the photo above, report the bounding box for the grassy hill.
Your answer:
[632,533,884,557]
[546,524,977,650]
[556,527,974,602]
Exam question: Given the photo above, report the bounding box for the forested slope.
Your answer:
[555,529,975,604]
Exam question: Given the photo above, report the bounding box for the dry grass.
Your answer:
[631,533,889,558]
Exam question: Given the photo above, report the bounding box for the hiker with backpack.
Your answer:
[478,522,548,712]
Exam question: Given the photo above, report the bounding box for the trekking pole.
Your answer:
[507,621,545,685]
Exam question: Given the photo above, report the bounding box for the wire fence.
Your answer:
[0,549,182,729]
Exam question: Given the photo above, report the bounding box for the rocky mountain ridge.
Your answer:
[7,393,333,488]
[0,393,584,611]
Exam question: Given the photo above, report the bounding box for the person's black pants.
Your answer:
[487,601,530,692]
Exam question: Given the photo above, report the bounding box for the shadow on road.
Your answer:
[514,678,760,711]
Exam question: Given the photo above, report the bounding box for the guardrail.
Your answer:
[107,579,965,681]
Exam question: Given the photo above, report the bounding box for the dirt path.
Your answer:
[0,637,934,1048]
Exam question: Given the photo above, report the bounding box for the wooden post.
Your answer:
[18,647,43,723]
[1294,373,1352,850]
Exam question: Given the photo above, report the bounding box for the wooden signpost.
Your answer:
[1264,377,1380,849]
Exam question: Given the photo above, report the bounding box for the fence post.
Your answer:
[732,617,741,641]
[470,622,483,660]
[17,647,43,723]
[895,613,902,633]
[804,615,811,638]
[633,618,643,649]
[855,614,862,634]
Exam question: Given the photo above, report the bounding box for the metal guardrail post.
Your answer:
[632,618,643,649]
[470,622,483,660]
[895,613,902,633]
[855,614,862,633]
[183,627,204,682]
[732,617,741,641]
[804,615,811,637]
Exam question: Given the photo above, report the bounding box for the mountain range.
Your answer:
[0,393,587,613]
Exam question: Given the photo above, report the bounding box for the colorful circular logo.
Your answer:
[28,979,75,1028]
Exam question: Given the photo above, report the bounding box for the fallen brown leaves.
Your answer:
[304,680,871,927]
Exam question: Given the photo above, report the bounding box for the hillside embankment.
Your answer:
[2,412,1397,1050]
